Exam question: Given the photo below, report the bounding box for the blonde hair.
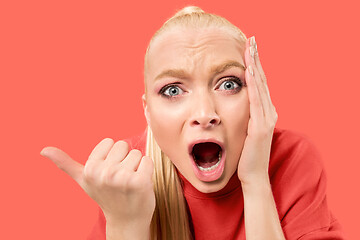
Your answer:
[146,126,192,239]
[144,6,248,93]
[144,6,248,240]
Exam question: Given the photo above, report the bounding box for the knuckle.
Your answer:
[274,112,278,121]
[272,105,277,113]
[100,166,115,186]
[144,156,154,169]
[107,166,118,179]
[267,120,277,131]
[129,149,143,158]
[83,161,93,176]
[115,140,129,150]
[269,106,278,122]
[83,163,96,183]
[268,121,276,130]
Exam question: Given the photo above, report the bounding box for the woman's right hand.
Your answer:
[40,138,155,231]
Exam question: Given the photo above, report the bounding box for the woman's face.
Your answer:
[143,27,250,193]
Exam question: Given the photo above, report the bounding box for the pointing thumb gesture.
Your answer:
[40,146,84,186]
[40,138,156,234]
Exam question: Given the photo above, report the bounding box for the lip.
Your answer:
[188,138,226,182]
[188,138,225,156]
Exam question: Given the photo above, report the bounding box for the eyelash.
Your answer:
[159,82,183,99]
[159,76,245,99]
[219,77,245,93]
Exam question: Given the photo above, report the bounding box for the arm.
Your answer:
[242,176,285,240]
[239,36,345,239]
[238,36,285,239]
[87,208,151,240]
[239,128,346,240]
[106,219,150,240]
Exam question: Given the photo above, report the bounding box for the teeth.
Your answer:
[195,151,222,172]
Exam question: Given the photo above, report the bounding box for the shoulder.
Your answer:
[270,128,345,239]
[272,127,320,155]
[270,127,325,176]
[269,127,328,204]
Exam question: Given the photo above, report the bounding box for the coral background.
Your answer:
[1,0,358,239]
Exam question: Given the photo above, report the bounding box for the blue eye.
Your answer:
[160,85,184,97]
[218,77,243,91]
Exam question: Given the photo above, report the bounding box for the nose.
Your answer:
[189,93,220,128]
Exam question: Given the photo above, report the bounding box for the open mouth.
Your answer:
[192,142,222,172]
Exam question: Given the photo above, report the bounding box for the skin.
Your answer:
[40,140,154,240]
[144,27,284,239]
[40,25,284,239]
[142,27,248,193]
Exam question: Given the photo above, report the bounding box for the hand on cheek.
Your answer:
[237,36,278,186]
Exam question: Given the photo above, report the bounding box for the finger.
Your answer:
[120,149,143,171]
[244,37,252,67]
[245,38,265,120]
[257,74,276,118]
[136,156,154,178]
[250,36,266,83]
[249,37,273,108]
[245,65,264,123]
[40,147,84,184]
[247,36,275,117]
[251,63,273,117]
[88,138,114,163]
[104,140,129,167]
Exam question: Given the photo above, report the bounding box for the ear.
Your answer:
[142,94,151,126]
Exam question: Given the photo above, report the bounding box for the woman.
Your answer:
[40,6,345,240]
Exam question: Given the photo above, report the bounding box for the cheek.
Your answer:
[147,99,187,151]
[220,93,250,133]
[230,101,249,133]
[219,93,250,164]
[149,101,185,129]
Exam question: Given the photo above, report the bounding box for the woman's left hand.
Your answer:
[237,36,278,186]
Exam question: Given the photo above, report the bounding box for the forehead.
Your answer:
[147,27,245,80]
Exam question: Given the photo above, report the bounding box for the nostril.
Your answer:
[210,119,217,124]
[193,120,200,126]
[191,117,220,128]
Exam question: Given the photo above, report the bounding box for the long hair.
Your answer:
[146,126,192,240]
[144,6,248,240]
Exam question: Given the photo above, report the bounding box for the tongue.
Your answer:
[193,143,221,168]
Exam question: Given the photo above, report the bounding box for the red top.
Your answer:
[87,128,346,240]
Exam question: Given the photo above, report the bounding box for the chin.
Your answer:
[193,174,229,193]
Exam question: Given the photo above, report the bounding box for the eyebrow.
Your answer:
[154,60,246,81]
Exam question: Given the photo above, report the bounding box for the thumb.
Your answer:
[41,146,84,185]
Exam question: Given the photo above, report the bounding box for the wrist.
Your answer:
[106,219,150,240]
[105,214,151,240]
[240,174,272,194]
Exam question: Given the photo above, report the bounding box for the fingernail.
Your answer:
[251,36,256,46]
[248,65,254,76]
[251,36,258,57]
[250,46,255,61]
